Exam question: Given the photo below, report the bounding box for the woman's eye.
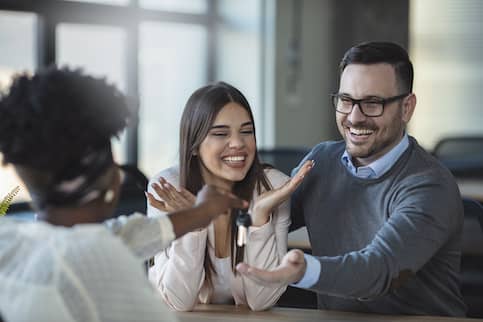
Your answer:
[241,129,254,135]
[211,132,228,136]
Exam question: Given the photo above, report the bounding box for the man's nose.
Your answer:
[347,103,367,123]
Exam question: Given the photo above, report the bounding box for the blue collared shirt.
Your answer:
[292,134,410,289]
[341,133,409,179]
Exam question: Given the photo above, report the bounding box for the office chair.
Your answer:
[111,164,149,218]
[433,137,483,177]
[460,198,483,318]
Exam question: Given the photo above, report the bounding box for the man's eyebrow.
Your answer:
[338,93,384,100]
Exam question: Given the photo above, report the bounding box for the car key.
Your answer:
[236,209,252,247]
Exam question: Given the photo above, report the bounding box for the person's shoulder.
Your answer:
[310,140,345,155]
[263,167,290,188]
[149,165,180,186]
[407,137,456,180]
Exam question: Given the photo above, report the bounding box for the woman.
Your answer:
[147,82,313,311]
[0,68,246,322]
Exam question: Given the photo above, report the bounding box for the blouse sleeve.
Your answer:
[241,168,291,311]
[146,167,208,311]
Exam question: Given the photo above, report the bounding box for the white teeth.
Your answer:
[350,128,374,135]
[223,156,245,162]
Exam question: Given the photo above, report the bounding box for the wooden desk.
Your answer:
[175,305,480,322]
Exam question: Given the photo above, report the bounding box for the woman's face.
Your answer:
[198,102,256,190]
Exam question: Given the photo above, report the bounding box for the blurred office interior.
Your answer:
[1,0,483,203]
[2,0,483,316]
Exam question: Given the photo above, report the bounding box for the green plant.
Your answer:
[0,186,20,216]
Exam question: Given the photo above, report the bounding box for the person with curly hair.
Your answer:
[0,66,247,322]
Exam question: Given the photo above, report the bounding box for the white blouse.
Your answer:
[0,213,176,322]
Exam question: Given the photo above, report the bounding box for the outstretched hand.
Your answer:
[168,185,248,238]
[195,185,248,220]
[236,249,307,285]
[251,160,314,226]
[146,176,196,212]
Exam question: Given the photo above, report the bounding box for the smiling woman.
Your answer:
[145,82,310,311]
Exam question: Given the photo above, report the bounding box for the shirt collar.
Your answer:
[341,133,409,179]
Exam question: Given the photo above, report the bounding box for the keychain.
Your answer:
[236,209,252,247]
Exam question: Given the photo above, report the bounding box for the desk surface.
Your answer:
[175,305,480,322]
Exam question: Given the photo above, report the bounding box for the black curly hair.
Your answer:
[0,66,130,172]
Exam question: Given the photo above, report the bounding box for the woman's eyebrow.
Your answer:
[210,125,229,129]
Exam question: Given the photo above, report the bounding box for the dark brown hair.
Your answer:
[339,41,414,93]
[179,81,272,287]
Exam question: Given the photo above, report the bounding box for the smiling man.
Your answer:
[237,42,467,316]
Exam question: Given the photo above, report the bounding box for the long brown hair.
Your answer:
[179,81,272,287]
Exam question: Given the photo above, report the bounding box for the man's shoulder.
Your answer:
[406,137,456,181]
[310,140,345,154]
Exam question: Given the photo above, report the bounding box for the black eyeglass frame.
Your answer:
[330,93,410,117]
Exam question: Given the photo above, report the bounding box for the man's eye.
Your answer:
[363,101,382,107]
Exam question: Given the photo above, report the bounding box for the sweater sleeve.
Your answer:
[308,172,463,299]
[241,168,291,310]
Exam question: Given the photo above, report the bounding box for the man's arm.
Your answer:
[238,175,463,299]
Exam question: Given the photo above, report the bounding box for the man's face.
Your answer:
[336,63,415,166]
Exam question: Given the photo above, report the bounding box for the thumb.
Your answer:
[287,249,305,264]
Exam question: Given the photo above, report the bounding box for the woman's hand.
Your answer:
[146,176,196,212]
[251,160,314,226]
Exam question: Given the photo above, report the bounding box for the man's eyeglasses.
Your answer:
[330,93,409,117]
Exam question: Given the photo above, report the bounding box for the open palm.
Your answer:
[251,160,314,226]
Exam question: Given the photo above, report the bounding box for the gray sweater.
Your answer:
[291,137,467,316]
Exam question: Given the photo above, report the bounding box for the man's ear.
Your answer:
[402,93,416,123]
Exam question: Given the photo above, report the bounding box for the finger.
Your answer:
[145,191,168,211]
[286,249,305,265]
[236,263,292,286]
[180,188,196,203]
[288,160,314,188]
[157,176,167,185]
[162,181,181,201]
[151,183,173,202]
[225,194,249,209]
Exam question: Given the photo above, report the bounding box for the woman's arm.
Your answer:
[148,228,208,311]
[241,169,292,311]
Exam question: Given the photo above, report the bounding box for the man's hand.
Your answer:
[236,249,307,285]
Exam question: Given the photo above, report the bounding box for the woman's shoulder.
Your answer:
[149,165,180,186]
[262,167,290,188]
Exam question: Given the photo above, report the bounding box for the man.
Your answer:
[237,42,467,316]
